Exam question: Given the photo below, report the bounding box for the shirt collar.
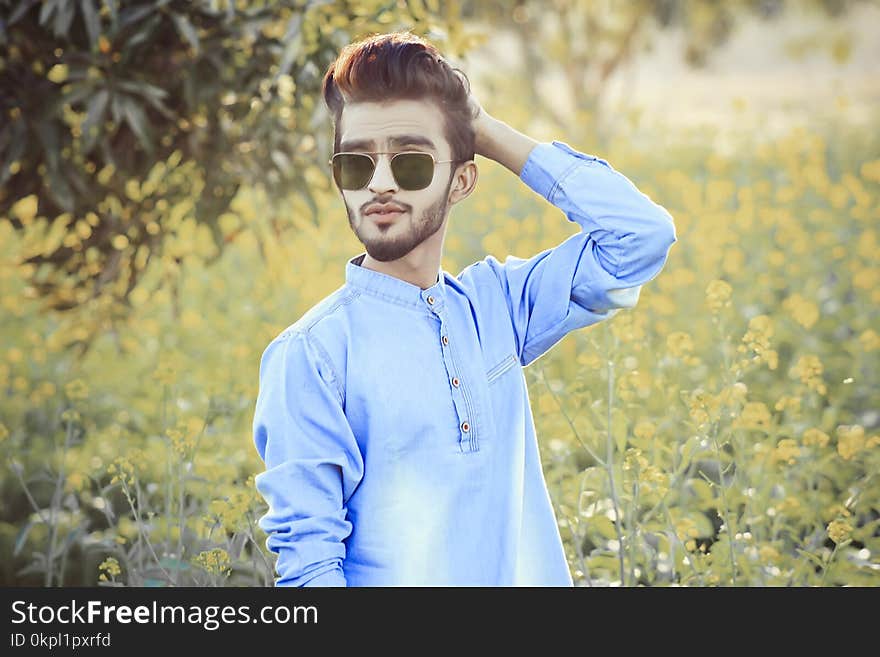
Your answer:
[345,252,446,311]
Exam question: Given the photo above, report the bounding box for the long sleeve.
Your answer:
[252,330,364,587]
[465,140,677,367]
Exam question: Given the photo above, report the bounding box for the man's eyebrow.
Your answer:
[340,135,437,152]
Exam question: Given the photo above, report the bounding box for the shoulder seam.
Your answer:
[303,288,360,333]
[305,332,345,406]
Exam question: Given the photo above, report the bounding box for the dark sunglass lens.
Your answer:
[334,154,374,189]
[392,153,434,190]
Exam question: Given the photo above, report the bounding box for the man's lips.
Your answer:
[368,209,406,221]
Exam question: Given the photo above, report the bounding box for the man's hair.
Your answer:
[321,30,476,169]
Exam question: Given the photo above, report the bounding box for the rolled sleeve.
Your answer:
[467,141,677,367]
[252,330,364,587]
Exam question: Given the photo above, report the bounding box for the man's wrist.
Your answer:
[475,116,539,177]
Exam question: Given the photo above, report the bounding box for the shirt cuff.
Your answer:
[300,567,347,587]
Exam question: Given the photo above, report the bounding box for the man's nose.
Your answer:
[368,154,398,193]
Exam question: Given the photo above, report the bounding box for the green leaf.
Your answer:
[590,515,620,541]
[276,14,303,78]
[80,0,101,49]
[171,13,200,54]
[611,407,628,453]
[104,0,118,25]
[687,478,715,509]
[13,519,36,556]
[9,0,40,25]
[0,120,27,187]
[119,96,154,155]
[115,79,175,120]
[118,3,154,28]
[127,13,161,49]
[38,0,58,26]
[796,548,825,568]
[81,88,109,154]
[53,0,76,37]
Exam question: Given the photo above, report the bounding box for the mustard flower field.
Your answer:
[1,110,878,586]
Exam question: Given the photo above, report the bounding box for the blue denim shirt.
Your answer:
[252,140,677,586]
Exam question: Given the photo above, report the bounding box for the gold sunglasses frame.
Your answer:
[328,151,464,190]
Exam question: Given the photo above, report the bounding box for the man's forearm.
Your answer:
[475,115,540,177]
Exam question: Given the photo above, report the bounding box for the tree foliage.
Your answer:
[0,0,480,310]
[0,0,866,312]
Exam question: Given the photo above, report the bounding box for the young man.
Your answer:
[252,31,677,586]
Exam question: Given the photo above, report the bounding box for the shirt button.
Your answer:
[441,335,449,346]
[427,295,435,304]
[461,421,470,432]
[451,377,460,387]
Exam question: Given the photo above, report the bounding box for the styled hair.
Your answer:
[321,30,476,171]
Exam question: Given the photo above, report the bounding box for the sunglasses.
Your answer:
[328,151,464,191]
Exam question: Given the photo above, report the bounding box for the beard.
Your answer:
[347,174,453,263]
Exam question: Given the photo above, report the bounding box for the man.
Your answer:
[252,31,677,586]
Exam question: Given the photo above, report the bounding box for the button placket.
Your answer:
[437,318,475,452]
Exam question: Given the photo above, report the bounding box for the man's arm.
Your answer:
[252,330,364,587]
[474,114,539,177]
[461,109,677,367]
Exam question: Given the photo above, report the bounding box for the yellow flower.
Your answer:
[166,419,200,458]
[770,438,800,465]
[64,378,89,400]
[666,331,694,358]
[790,354,827,395]
[674,516,700,542]
[836,424,865,460]
[0,423,8,442]
[687,388,720,428]
[782,293,819,329]
[623,447,649,472]
[776,496,801,515]
[64,471,88,494]
[98,556,122,578]
[152,356,178,386]
[634,420,656,440]
[705,279,732,313]
[802,427,830,448]
[758,545,780,562]
[576,351,603,369]
[738,315,777,370]
[859,329,879,351]
[774,395,801,413]
[11,194,38,223]
[193,548,231,576]
[722,382,748,405]
[826,519,852,544]
[108,456,135,487]
[732,401,773,431]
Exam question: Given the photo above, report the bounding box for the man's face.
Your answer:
[335,98,459,262]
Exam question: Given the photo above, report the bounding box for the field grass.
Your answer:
[1,107,877,586]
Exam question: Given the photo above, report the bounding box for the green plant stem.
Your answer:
[123,482,174,585]
[820,543,840,587]
[627,478,639,586]
[604,325,626,586]
[661,503,704,585]
[46,412,75,586]
[536,365,605,466]
[244,510,275,586]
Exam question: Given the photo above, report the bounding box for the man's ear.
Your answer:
[449,160,478,205]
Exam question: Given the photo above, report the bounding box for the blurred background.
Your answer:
[1,0,877,587]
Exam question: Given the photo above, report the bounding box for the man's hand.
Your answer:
[467,89,496,158]
[466,88,538,176]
